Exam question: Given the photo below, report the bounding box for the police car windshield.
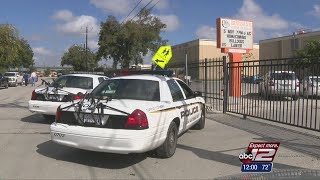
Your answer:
[91,79,160,101]
[50,76,93,89]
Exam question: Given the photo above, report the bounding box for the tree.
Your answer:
[0,24,21,68]
[0,24,34,69]
[292,39,320,68]
[97,8,167,69]
[61,44,97,71]
[44,67,51,76]
[17,38,34,69]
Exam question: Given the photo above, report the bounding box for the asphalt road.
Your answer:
[0,80,320,179]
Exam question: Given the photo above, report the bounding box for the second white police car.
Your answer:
[28,74,108,120]
[50,73,205,158]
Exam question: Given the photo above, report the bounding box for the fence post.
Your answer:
[204,58,208,102]
[223,56,228,113]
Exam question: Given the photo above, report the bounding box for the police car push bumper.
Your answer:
[50,123,168,154]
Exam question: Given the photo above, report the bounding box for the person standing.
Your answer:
[23,73,29,86]
[31,72,37,86]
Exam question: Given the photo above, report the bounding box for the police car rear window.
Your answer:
[92,79,160,101]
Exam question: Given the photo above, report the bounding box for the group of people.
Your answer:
[22,72,37,86]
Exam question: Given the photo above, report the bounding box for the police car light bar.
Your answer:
[119,70,173,76]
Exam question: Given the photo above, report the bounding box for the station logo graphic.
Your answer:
[239,142,280,173]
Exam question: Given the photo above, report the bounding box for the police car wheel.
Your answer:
[192,106,205,130]
[156,121,178,158]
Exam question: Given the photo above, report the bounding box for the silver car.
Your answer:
[259,71,300,100]
[301,76,320,97]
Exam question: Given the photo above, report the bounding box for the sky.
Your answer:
[1,0,320,67]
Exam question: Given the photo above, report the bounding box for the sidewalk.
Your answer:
[205,111,320,179]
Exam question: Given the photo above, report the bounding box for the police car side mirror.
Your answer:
[193,91,202,97]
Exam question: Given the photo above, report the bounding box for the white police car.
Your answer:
[50,73,205,158]
[28,74,108,120]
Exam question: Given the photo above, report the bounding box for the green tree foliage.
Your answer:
[0,24,34,69]
[17,38,34,68]
[44,67,51,76]
[61,44,97,71]
[97,9,167,69]
[292,39,320,68]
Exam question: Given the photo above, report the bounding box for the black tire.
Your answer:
[192,106,205,130]
[156,121,178,158]
[43,115,55,121]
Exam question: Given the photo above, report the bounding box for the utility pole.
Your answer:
[85,26,88,72]
[185,50,189,85]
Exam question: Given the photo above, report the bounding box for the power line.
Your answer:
[120,0,143,25]
[149,0,160,10]
[128,0,155,22]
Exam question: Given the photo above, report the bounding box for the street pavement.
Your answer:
[0,79,319,179]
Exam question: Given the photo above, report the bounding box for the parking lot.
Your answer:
[0,80,319,179]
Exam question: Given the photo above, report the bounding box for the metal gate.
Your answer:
[168,57,320,131]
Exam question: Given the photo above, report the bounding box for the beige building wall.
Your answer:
[260,31,320,59]
[170,39,260,80]
[259,31,320,75]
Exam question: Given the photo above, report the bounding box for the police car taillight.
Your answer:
[31,90,37,100]
[73,95,81,100]
[125,109,149,129]
[55,106,62,123]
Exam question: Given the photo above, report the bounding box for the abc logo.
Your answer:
[239,153,253,160]
[239,151,253,164]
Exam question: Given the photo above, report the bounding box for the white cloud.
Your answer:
[90,0,136,15]
[33,47,52,55]
[309,4,320,18]
[196,25,216,39]
[53,10,99,38]
[90,0,169,15]
[32,47,63,66]
[142,50,153,64]
[155,14,180,32]
[154,0,169,10]
[236,0,289,31]
[52,10,74,21]
[88,40,99,50]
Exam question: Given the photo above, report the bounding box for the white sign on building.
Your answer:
[217,18,253,51]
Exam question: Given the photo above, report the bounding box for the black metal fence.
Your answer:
[168,57,320,131]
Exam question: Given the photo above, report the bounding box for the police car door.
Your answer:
[167,79,188,131]
[175,79,201,128]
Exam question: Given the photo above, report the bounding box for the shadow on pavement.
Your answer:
[207,114,320,159]
[0,102,28,109]
[177,144,305,170]
[21,114,53,124]
[36,140,147,169]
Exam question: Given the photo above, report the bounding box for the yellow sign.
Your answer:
[152,46,172,69]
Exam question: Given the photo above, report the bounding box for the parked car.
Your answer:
[301,76,320,98]
[4,72,22,86]
[0,73,9,89]
[259,71,300,100]
[28,74,108,120]
[50,74,205,158]
[242,74,263,84]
